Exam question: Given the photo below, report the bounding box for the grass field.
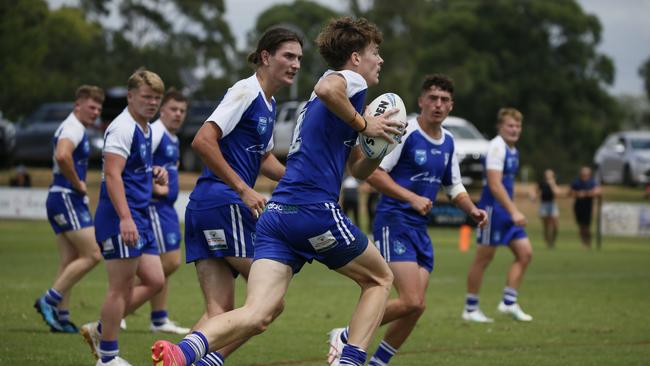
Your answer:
[1,170,649,365]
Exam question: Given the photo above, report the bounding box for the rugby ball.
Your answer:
[359,93,407,159]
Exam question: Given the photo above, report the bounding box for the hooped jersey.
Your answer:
[189,74,276,209]
[98,107,153,210]
[151,120,179,204]
[271,70,367,204]
[478,135,519,207]
[50,113,90,190]
[375,117,463,226]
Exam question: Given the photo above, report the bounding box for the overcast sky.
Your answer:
[49,0,650,96]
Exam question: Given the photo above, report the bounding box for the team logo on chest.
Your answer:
[83,140,90,154]
[257,116,268,135]
[139,144,147,159]
[414,149,427,165]
[165,144,176,158]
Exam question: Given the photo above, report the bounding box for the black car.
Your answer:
[177,100,217,171]
[12,103,105,165]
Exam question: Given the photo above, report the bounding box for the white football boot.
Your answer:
[462,309,494,323]
[497,302,533,321]
[327,327,346,365]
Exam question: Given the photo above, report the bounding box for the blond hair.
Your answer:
[127,68,164,94]
[497,107,523,124]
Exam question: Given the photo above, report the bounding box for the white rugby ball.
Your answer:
[359,93,407,159]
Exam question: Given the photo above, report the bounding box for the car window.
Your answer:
[630,138,650,150]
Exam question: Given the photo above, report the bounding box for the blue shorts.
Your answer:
[148,202,181,254]
[254,202,369,274]
[372,222,434,273]
[184,204,255,263]
[46,191,93,234]
[95,203,157,260]
[477,205,527,246]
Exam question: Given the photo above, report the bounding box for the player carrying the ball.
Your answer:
[151,17,404,366]
[328,74,488,365]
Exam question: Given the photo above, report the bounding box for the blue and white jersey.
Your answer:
[50,113,90,191]
[188,74,276,209]
[151,120,179,204]
[98,107,153,211]
[375,117,463,226]
[478,135,519,207]
[272,70,367,204]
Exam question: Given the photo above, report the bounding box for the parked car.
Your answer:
[177,100,217,171]
[441,116,489,186]
[594,130,650,185]
[272,100,307,159]
[0,111,16,166]
[12,103,104,165]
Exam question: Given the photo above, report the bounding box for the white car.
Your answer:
[594,130,650,185]
[441,116,490,186]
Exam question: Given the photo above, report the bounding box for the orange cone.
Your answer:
[459,224,472,252]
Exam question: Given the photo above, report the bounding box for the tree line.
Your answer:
[2,0,648,180]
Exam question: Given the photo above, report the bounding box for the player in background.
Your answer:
[329,75,487,365]
[178,27,302,365]
[462,108,534,323]
[36,85,104,333]
[132,88,190,334]
[81,69,168,366]
[151,17,403,366]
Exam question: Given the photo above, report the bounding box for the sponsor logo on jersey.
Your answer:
[414,149,427,165]
[266,202,298,213]
[166,232,178,245]
[165,144,176,158]
[80,211,91,223]
[83,140,90,153]
[54,214,68,227]
[140,144,147,159]
[203,229,228,251]
[245,144,266,155]
[257,116,268,135]
[393,240,406,255]
[410,171,441,184]
[308,230,338,253]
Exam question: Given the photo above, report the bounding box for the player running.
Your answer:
[151,17,403,366]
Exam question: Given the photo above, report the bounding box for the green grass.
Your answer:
[1,217,649,365]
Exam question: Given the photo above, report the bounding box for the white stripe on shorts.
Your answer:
[326,203,350,245]
[149,206,165,253]
[480,206,493,245]
[230,205,240,257]
[62,193,80,230]
[235,205,246,257]
[382,226,390,261]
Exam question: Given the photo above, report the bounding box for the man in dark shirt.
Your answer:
[569,166,601,248]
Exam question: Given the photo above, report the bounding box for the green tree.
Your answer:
[0,1,108,120]
[246,0,340,102]
[640,56,650,100]
[79,0,239,98]
[354,0,622,180]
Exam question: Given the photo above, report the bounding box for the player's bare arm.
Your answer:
[192,122,266,217]
[314,74,403,142]
[452,192,488,228]
[367,167,432,215]
[54,138,87,195]
[260,152,285,181]
[487,169,526,226]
